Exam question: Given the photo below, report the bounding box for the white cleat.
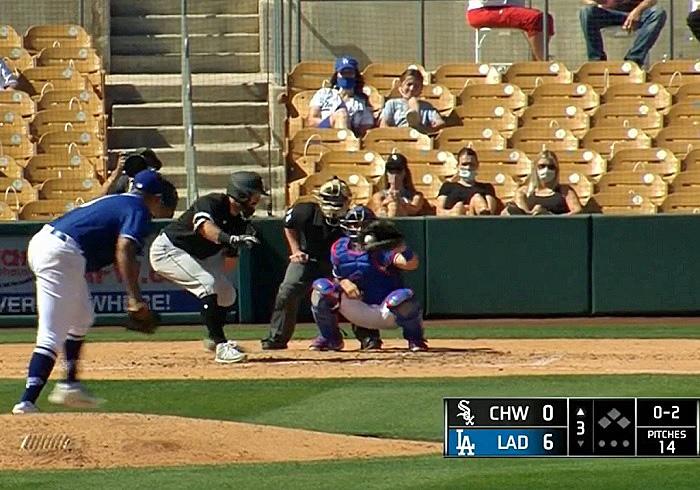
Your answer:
[47,382,105,408]
[205,338,245,354]
[215,340,247,364]
[12,401,39,415]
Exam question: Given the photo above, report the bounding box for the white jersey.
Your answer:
[467,0,527,10]
[309,87,374,130]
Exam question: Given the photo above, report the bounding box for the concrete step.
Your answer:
[111,102,267,126]
[111,34,259,56]
[110,143,279,167]
[111,53,259,74]
[111,0,258,16]
[111,15,260,35]
[107,80,267,104]
[107,125,269,148]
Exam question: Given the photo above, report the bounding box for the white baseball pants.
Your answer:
[338,295,398,330]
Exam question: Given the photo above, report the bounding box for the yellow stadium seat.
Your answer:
[362,62,430,96]
[520,103,590,138]
[654,127,700,159]
[24,153,97,184]
[531,83,600,114]
[0,200,17,220]
[0,108,28,131]
[0,177,38,210]
[451,102,518,138]
[36,88,104,119]
[19,65,89,97]
[648,60,700,93]
[37,130,105,160]
[286,128,360,163]
[31,108,103,138]
[608,148,679,183]
[603,82,672,114]
[408,167,444,202]
[575,61,646,93]
[433,63,501,95]
[24,24,92,52]
[503,61,573,93]
[478,149,532,180]
[682,149,700,171]
[582,127,651,157]
[0,25,22,49]
[316,150,386,180]
[660,192,700,214]
[510,127,579,156]
[587,192,657,214]
[36,47,104,97]
[0,154,23,179]
[400,148,458,177]
[476,169,519,202]
[388,83,455,115]
[19,199,77,221]
[674,82,700,102]
[362,127,432,155]
[666,103,700,128]
[39,177,102,200]
[592,101,663,137]
[287,61,334,95]
[0,46,35,72]
[0,90,36,119]
[291,171,373,207]
[558,149,608,183]
[458,83,528,115]
[435,126,507,153]
[0,128,35,161]
[596,171,667,205]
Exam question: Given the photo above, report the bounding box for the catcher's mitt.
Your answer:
[359,220,404,252]
[125,308,161,334]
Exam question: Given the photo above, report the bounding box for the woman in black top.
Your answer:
[504,150,582,215]
[437,147,498,216]
[369,152,426,217]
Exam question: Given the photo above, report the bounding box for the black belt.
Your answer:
[49,228,72,244]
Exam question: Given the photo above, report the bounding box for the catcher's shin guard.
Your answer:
[201,294,226,344]
[311,279,342,341]
[384,288,424,342]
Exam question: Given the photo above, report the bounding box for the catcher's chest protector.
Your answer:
[333,238,379,283]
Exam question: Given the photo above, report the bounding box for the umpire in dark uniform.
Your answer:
[261,176,382,350]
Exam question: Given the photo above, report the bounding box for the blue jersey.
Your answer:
[51,193,152,272]
[330,237,403,305]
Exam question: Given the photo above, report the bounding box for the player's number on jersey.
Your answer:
[543,433,553,451]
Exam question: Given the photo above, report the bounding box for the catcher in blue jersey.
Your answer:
[309,206,428,352]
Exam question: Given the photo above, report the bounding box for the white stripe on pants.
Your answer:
[149,232,236,307]
[28,226,93,355]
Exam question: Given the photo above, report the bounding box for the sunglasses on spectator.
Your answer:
[537,164,557,170]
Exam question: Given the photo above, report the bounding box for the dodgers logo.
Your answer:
[455,429,475,456]
[456,400,475,426]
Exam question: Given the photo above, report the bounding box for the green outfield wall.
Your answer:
[2,215,700,326]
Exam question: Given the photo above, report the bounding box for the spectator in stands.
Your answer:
[503,150,583,215]
[579,1,667,67]
[436,147,498,216]
[689,2,700,42]
[378,68,445,134]
[466,0,554,61]
[0,59,18,90]
[369,152,425,217]
[306,56,375,137]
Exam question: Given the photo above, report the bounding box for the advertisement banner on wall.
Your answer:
[0,234,237,316]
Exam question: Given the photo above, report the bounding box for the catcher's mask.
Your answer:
[315,176,351,224]
[340,205,375,241]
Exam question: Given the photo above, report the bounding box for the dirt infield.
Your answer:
[1,338,700,380]
[0,413,440,470]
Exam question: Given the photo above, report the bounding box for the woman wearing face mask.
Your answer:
[436,148,498,216]
[369,152,426,217]
[378,68,445,134]
[504,150,582,215]
[306,56,375,137]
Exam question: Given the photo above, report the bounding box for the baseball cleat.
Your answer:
[12,401,39,415]
[408,339,429,352]
[215,340,247,363]
[203,338,216,353]
[261,340,288,350]
[360,337,383,351]
[309,336,344,351]
[48,382,105,408]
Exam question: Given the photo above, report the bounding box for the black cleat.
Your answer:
[360,337,383,350]
[261,340,288,350]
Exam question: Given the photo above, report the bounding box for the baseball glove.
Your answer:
[125,308,161,334]
[359,220,404,252]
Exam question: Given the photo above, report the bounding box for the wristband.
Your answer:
[218,230,232,245]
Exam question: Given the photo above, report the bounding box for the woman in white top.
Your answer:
[306,56,375,137]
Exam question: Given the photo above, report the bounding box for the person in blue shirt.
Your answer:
[11,169,165,415]
[309,206,428,352]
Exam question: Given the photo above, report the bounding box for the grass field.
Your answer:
[1,323,700,489]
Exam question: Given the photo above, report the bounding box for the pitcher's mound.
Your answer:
[0,413,440,470]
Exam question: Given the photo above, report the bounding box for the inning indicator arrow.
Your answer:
[578,440,584,447]
[577,408,585,416]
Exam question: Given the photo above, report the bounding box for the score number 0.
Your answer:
[543,404,554,450]
[654,405,680,454]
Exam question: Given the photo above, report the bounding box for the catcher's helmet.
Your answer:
[227,171,268,203]
[340,205,375,240]
[315,176,351,222]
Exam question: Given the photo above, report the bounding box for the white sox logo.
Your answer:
[456,400,475,426]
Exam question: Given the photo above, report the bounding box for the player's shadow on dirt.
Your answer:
[250,347,501,364]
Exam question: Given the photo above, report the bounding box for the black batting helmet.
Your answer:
[227,171,268,203]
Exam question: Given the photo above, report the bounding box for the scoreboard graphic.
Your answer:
[444,398,700,458]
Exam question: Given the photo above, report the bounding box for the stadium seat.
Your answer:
[520,103,590,138]
[575,61,646,93]
[682,149,700,171]
[400,148,458,177]
[37,88,104,116]
[648,60,700,93]
[24,153,97,183]
[19,199,77,221]
[362,127,432,155]
[603,82,672,114]
[458,83,528,115]
[433,63,501,95]
[451,102,518,138]
[39,177,102,201]
[0,154,23,179]
[287,61,334,95]
[666,103,700,128]
[530,83,600,114]
[596,171,667,205]
[669,169,700,189]
[510,127,579,156]
[503,62,573,93]
[477,149,532,181]
[36,47,104,97]
[315,150,386,180]
[286,128,360,163]
[0,200,17,220]
[24,24,92,52]
[31,108,103,138]
[654,127,700,159]
[388,83,455,115]
[582,127,651,157]
[0,90,36,119]
[409,168,443,206]
[37,130,105,161]
[291,171,373,206]
[0,108,28,131]
[0,46,35,72]
[476,169,519,202]
[673,82,700,102]
[0,127,35,161]
[563,173,594,204]
[0,177,38,210]
[558,149,608,183]
[19,65,89,97]
[361,63,430,96]
[660,192,700,214]
[587,192,657,214]
[434,126,507,153]
[0,25,22,49]
[591,102,663,137]
[608,148,679,183]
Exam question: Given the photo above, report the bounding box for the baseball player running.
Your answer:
[310,206,428,351]
[12,169,165,414]
[149,171,266,363]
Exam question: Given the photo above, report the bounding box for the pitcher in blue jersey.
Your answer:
[309,206,428,352]
[11,169,165,415]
